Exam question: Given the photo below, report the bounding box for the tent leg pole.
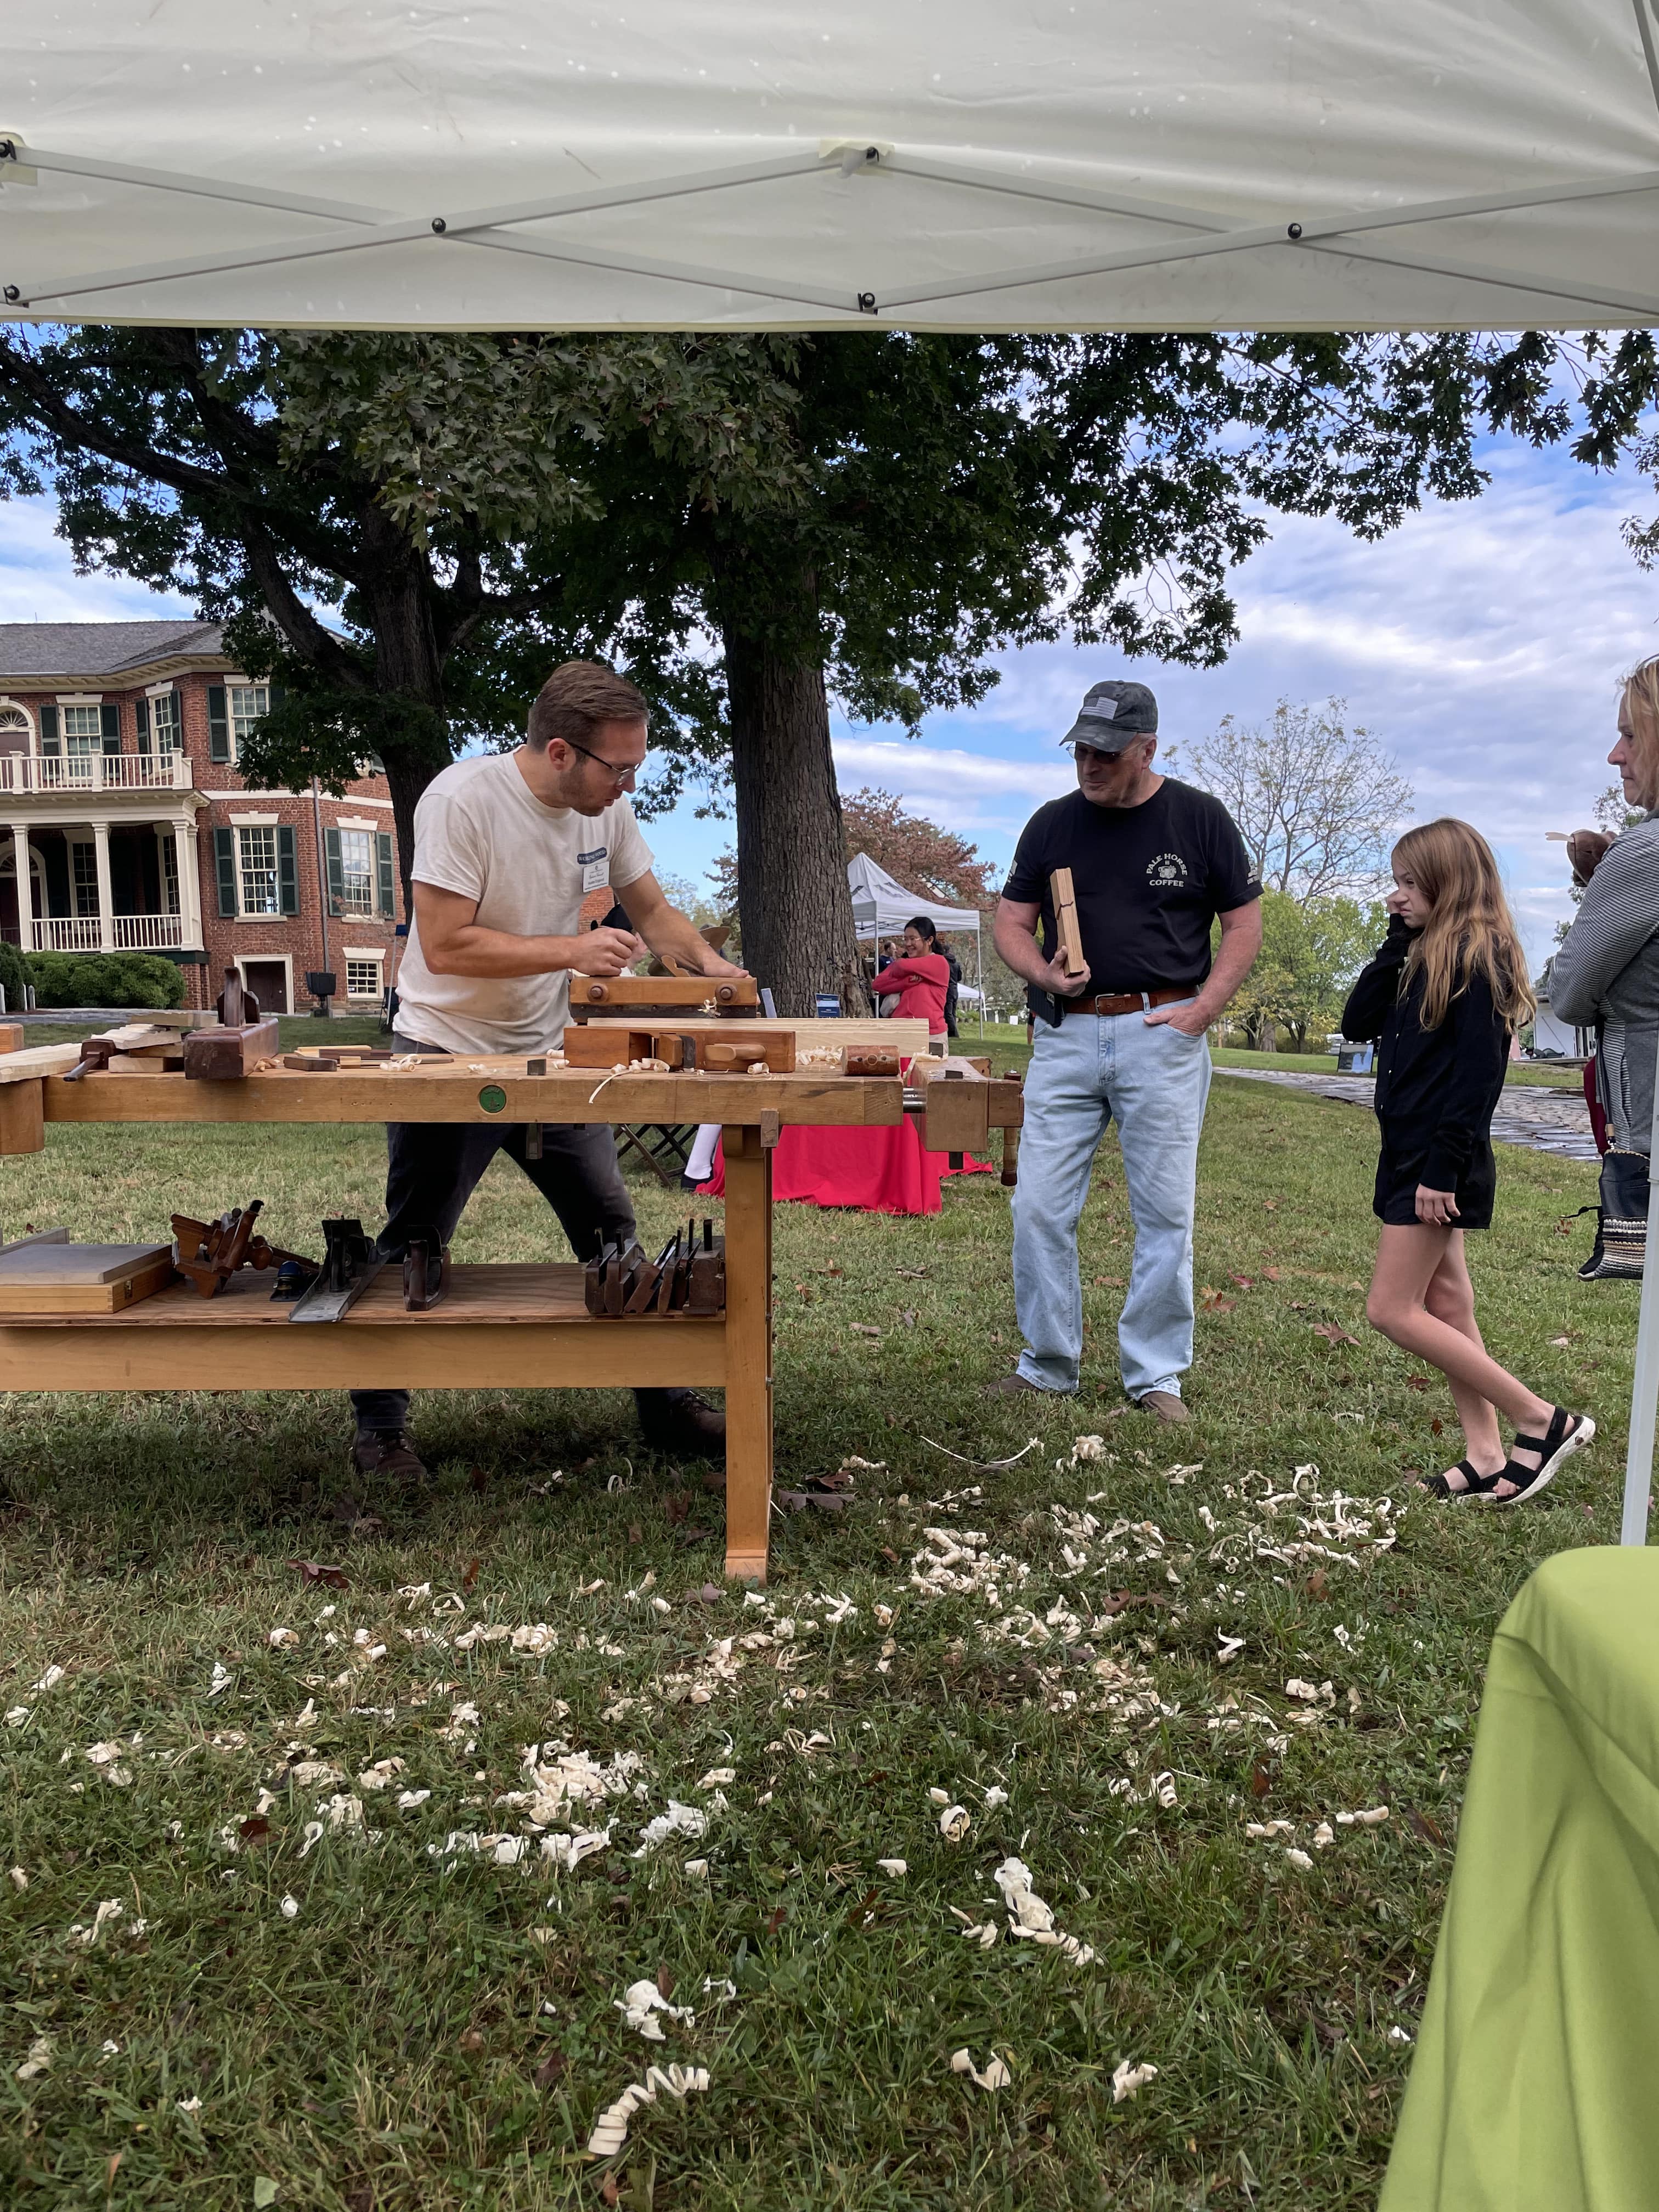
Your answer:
[1618,1035,1659,1545]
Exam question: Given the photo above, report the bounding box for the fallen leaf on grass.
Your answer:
[950,2049,1011,2090]
[287,1560,348,1589]
[239,1815,271,1846]
[851,1323,882,1338]
[1111,2060,1158,2103]
[1403,1804,1447,1847]
[461,1558,482,1593]
[1199,1287,1236,1313]
[534,2050,567,2088]
[586,2062,709,2159]
[1311,1323,1359,1347]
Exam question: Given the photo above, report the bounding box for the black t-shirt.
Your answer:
[1002,778,1260,1019]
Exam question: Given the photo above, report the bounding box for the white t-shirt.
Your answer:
[393,751,653,1055]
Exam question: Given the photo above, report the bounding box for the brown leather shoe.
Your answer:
[636,1388,726,1461]
[351,1430,430,1482]
[985,1371,1071,1400]
[1136,1390,1190,1425]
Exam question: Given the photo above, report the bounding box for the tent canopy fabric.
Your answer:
[3,2,1659,331]
[848,854,981,942]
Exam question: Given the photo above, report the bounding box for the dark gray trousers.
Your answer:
[350,1033,637,1437]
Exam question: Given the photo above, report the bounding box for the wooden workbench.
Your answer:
[0,1058,922,1584]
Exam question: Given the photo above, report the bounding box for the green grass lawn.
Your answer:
[1212,1047,1579,1091]
[0,1076,1633,2209]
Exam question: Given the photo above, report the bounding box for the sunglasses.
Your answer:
[561,735,648,789]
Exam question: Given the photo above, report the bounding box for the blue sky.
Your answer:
[3,430,1655,970]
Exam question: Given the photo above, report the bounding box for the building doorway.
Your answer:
[237,958,291,1015]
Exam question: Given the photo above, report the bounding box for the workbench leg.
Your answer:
[0,1078,45,1156]
[721,1124,773,1583]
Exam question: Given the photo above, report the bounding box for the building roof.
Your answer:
[0,620,227,679]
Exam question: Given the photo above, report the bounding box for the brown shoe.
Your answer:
[351,1430,429,1483]
[636,1388,726,1462]
[1136,1390,1190,1425]
[985,1372,1072,1400]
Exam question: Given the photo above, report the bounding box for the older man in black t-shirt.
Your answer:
[991,680,1262,1420]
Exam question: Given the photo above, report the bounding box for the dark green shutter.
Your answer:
[375,831,396,918]
[208,686,229,763]
[324,828,344,917]
[135,698,151,753]
[100,702,121,755]
[277,825,298,916]
[40,704,59,755]
[214,826,238,917]
[267,684,285,713]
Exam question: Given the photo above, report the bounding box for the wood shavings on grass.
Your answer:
[950,2049,1012,2090]
[1111,2060,1158,2103]
[515,1748,645,1827]
[67,1899,145,1948]
[938,1804,971,1842]
[357,1758,405,1791]
[1336,1806,1390,1826]
[586,2062,710,2159]
[84,1740,134,1786]
[919,1436,1040,1470]
[1284,1848,1314,1871]
[543,1825,613,1871]
[877,1858,907,1877]
[632,1801,712,1857]
[993,1857,1095,1963]
[616,1979,695,2041]
[15,2035,53,2080]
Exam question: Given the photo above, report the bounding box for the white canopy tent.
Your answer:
[2,3,1658,330]
[5,3,1659,1522]
[848,854,984,1035]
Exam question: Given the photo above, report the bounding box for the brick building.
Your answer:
[0,621,404,1013]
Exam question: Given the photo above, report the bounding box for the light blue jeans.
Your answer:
[1012,1002,1212,1398]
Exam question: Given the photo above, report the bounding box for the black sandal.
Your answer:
[1495,1406,1596,1508]
[1418,1458,1506,1503]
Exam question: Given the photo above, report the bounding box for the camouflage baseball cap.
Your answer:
[1061,679,1159,754]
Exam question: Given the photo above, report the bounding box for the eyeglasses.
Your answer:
[561,735,647,789]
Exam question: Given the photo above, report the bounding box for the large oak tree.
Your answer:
[4,326,1655,1011]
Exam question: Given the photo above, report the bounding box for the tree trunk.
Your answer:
[361,521,450,914]
[721,627,861,1017]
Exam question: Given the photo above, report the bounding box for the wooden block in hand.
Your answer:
[182,1018,283,1081]
[1049,866,1086,978]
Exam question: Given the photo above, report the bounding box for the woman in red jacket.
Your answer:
[873,916,951,1035]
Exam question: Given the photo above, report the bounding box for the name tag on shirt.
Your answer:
[578,845,610,894]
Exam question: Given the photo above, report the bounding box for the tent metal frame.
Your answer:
[8,130,1659,324]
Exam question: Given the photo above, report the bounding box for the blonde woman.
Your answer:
[1551,652,1659,1277]
[1342,820,1595,1504]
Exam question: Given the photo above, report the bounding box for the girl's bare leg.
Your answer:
[1421,1234,1507,1484]
[1366,1225,1554,1491]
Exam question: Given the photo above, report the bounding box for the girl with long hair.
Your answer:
[1342,819,1595,1503]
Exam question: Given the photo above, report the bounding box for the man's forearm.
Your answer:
[639,904,725,975]
[424,924,588,978]
[1193,921,1260,1022]
[992,916,1051,989]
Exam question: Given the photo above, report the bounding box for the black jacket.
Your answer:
[1341,916,1511,1190]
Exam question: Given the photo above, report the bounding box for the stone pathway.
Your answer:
[1214,1066,1599,1162]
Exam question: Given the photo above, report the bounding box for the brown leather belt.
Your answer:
[1060,985,1194,1017]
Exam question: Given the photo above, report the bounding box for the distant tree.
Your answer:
[712,784,995,912]
[1229,889,1383,1049]
[1188,698,1412,898]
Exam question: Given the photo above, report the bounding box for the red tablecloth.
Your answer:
[698,1120,993,1215]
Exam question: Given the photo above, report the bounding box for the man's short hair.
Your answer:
[906,915,939,944]
[527,661,648,754]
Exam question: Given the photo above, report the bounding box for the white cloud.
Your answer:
[0,496,194,623]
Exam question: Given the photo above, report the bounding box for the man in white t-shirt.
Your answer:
[349,659,745,1482]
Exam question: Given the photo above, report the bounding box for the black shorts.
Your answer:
[1373,1132,1496,1231]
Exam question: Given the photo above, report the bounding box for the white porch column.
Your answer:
[176,816,204,950]
[92,821,116,952]
[9,824,32,955]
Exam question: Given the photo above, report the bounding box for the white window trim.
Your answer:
[229,811,280,827]
[234,953,292,1015]
[55,692,103,705]
[234,823,283,922]
[144,680,176,699]
[0,698,35,749]
[342,945,389,958]
[335,816,380,832]
[342,953,385,1000]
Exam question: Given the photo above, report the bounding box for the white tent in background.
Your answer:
[848,854,984,1035]
[2,2,1658,331]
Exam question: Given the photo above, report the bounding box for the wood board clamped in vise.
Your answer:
[287,1218,387,1323]
[1049,866,1086,979]
[61,1023,188,1081]
[402,1228,451,1311]
[569,973,759,1017]
[561,1023,795,1074]
[171,1200,318,1299]
[907,1055,1026,1164]
[183,969,280,1081]
[584,1217,725,1317]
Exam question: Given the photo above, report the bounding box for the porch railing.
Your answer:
[0,752,194,794]
[26,914,188,953]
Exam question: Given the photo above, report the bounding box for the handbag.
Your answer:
[1577,1145,1648,1279]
